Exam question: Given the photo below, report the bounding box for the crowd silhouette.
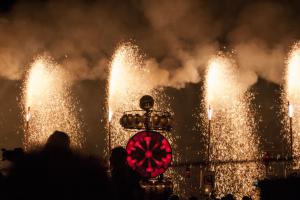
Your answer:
[1,131,112,200]
[0,131,299,200]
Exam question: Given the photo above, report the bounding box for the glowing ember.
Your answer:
[203,55,262,199]
[23,56,84,149]
[284,42,300,165]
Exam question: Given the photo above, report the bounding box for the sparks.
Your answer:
[284,42,300,166]
[203,55,262,199]
[106,43,181,194]
[23,56,84,149]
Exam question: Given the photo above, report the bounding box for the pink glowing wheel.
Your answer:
[126,131,172,178]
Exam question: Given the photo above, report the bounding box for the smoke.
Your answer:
[0,0,300,88]
[229,1,299,85]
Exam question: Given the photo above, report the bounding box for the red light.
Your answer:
[126,131,172,178]
[145,150,152,158]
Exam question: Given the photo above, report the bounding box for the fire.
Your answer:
[23,56,84,149]
[206,57,241,108]
[203,55,262,199]
[107,43,162,148]
[286,43,300,103]
[284,42,300,165]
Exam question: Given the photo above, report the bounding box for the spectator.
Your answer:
[110,146,143,200]
[169,194,180,200]
[4,131,112,200]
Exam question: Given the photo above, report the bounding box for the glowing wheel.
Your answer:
[126,131,172,178]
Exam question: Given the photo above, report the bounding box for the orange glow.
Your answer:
[23,56,83,149]
[204,55,262,199]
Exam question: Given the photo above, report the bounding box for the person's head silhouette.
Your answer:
[44,130,70,151]
[110,146,127,169]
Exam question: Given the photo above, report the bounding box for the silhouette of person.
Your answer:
[110,146,143,200]
[188,196,198,200]
[242,196,252,200]
[44,130,70,151]
[1,148,24,162]
[221,194,235,200]
[4,131,112,200]
[169,194,180,200]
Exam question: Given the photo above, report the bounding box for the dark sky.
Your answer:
[0,0,298,159]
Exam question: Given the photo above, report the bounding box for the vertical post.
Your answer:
[108,122,111,154]
[25,106,31,149]
[207,105,213,167]
[26,107,30,129]
[108,110,113,155]
[144,109,151,131]
[290,116,293,159]
[288,102,293,160]
[208,119,211,164]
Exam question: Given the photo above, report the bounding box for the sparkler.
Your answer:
[107,43,181,195]
[203,55,262,199]
[107,43,174,148]
[285,42,300,165]
[23,56,83,149]
[107,43,145,148]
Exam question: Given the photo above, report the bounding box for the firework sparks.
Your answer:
[107,43,182,193]
[23,56,84,149]
[285,42,300,165]
[203,55,262,199]
[107,43,149,148]
[107,43,173,147]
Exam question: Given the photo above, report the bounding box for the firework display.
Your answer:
[23,57,84,149]
[284,42,300,167]
[106,43,182,193]
[3,2,300,200]
[14,41,300,200]
[204,55,263,199]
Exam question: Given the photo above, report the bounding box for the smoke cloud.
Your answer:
[0,0,300,88]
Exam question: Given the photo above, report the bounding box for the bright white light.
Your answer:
[109,109,113,122]
[26,106,31,122]
[288,102,294,118]
[208,105,213,120]
[23,56,83,149]
[204,55,261,199]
